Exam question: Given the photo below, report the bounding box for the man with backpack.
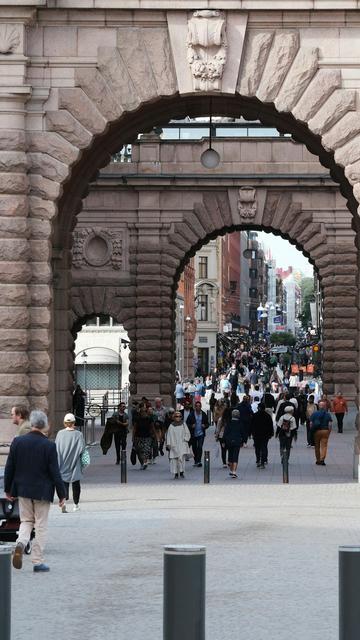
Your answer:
[275,405,297,460]
[309,400,333,466]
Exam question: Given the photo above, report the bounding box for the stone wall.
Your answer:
[0,4,359,426]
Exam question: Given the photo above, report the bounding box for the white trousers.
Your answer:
[18,497,51,565]
[170,456,185,475]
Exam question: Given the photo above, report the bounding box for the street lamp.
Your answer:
[81,350,88,402]
[185,316,191,378]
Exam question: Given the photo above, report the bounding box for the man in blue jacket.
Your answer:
[309,400,333,466]
[4,410,66,572]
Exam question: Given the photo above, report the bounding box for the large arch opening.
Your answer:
[49,93,359,426]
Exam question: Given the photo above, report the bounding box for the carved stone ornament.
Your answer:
[238,187,257,219]
[187,10,227,91]
[72,228,123,270]
[0,25,20,55]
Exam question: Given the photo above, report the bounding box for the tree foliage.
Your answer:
[270,332,296,346]
[300,277,315,328]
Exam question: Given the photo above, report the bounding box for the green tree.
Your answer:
[270,332,296,346]
[300,277,315,328]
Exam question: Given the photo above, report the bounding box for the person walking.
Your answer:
[309,400,333,466]
[238,395,253,447]
[4,410,66,572]
[132,403,156,470]
[55,412,87,512]
[72,384,86,427]
[165,411,191,479]
[187,400,209,467]
[331,392,348,433]
[250,403,274,469]
[223,409,245,478]
[10,405,31,436]
[100,402,129,464]
[275,406,297,461]
[214,404,229,468]
[305,394,318,446]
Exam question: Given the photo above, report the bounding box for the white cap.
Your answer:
[64,412,76,423]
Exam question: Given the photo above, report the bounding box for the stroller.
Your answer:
[0,498,33,553]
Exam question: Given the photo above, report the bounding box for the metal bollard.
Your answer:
[163,545,206,640]
[281,447,289,484]
[91,417,96,444]
[85,419,92,446]
[120,449,127,483]
[339,546,360,640]
[204,450,210,484]
[0,546,12,640]
[100,409,106,427]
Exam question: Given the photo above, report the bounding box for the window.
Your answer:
[198,294,208,321]
[249,287,257,298]
[229,280,237,293]
[198,256,208,279]
[249,268,257,279]
[99,315,111,326]
[86,317,97,326]
[199,336,208,344]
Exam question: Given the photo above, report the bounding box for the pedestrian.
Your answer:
[10,405,31,436]
[175,380,185,408]
[100,402,129,463]
[209,392,217,424]
[165,410,191,479]
[187,400,209,467]
[251,396,260,414]
[4,410,66,572]
[331,392,348,433]
[263,386,276,420]
[132,403,156,470]
[238,395,253,447]
[214,404,228,468]
[55,412,87,512]
[153,397,167,455]
[223,409,245,478]
[309,400,333,466]
[72,384,86,427]
[305,394,317,446]
[275,406,297,460]
[250,403,274,468]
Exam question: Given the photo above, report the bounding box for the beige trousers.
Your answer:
[18,497,51,565]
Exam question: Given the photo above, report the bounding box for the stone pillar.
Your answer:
[0,9,35,428]
[320,243,358,398]
[130,199,175,405]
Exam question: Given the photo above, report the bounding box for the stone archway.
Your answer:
[1,8,360,421]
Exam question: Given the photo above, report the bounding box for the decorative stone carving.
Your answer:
[238,187,257,218]
[0,25,20,55]
[72,228,123,270]
[187,10,227,91]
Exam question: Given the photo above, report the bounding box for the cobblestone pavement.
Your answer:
[9,408,360,640]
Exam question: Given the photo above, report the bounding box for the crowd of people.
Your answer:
[2,343,349,573]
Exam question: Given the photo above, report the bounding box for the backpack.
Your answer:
[281,418,291,432]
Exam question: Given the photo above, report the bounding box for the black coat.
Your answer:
[187,410,209,436]
[4,431,66,502]
[224,418,246,447]
[250,411,274,440]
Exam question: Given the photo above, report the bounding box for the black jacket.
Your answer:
[4,431,66,502]
[187,409,209,436]
[250,410,274,440]
[224,418,246,447]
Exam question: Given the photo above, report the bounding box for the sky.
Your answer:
[257,231,314,277]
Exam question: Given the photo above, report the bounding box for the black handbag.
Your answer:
[130,447,137,466]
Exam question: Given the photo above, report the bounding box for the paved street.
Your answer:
[8,408,360,640]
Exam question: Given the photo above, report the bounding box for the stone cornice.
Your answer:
[22,1,360,9]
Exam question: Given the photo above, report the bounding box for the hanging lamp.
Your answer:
[200,97,220,169]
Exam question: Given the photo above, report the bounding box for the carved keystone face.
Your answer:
[84,234,111,267]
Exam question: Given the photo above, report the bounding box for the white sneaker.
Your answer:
[73,504,80,512]
[61,504,67,513]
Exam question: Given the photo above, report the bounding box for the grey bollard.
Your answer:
[204,450,210,484]
[120,449,127,483]
[0,546,12,640]
[91,417,96,444]
[339,546,360,640]
[164,545,206,640]
[281,447,289,484]
[100,409,106,427]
